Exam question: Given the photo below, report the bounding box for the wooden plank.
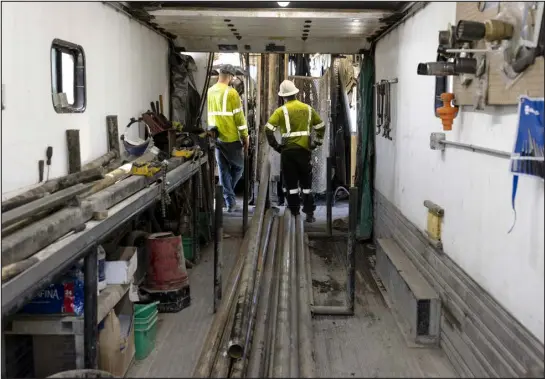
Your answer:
[453,2,544,105]
[66,129,81,174]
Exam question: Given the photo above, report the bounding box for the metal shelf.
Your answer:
[2,156,207,318]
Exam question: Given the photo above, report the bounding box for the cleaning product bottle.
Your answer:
[97,245,107,293]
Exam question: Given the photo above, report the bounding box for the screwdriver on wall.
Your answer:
[46,146,53,181]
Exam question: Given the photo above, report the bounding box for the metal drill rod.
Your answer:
[296,216,315,378]
[210,294,238,378]
[289,214,299,378]
[243,151,249,234]
[264,213,284,378]
[214,184,224,314]
[228,146,271,359]
[271,210,293,378]
[303,234,315,308]
[310,186,358,317]
[246,215,281,378]
[326,156,333,236]
[193,242,245,377]
[227,203,266,359]
[230,209,277,378]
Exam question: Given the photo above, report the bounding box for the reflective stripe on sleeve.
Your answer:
[266,123,277,131]
[302,189,312,194]
[233,107,243,114]
[238,125,248,130]
[313,121,325,129]
[289,188,300,194]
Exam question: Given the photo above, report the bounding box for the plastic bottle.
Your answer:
[97,245,107,293]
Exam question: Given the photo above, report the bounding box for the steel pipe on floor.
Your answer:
[271,210,293,378]
[264,213,284,378]
[227,146,271,360]
[230,209,278,378]
[213,184,223,313]
[246,213,281,378]
[289,215,299,378]
[192,146,270,378]
[295,215,315,378]
[310,187,358,317]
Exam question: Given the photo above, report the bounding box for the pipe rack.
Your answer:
[1,156,207,319]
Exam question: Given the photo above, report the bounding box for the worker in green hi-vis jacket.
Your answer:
[207,64,249,212]
[265,80,326,223]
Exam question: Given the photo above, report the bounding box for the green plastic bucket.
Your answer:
[182,237,193,261]
[134,310,158,327]
[134,301,158,320]
[134,314,158,360]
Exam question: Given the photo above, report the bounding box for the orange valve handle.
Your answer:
[437,93,458,131]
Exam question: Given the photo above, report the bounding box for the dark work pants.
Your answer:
[280,147,315,216]
[215,140,244,208]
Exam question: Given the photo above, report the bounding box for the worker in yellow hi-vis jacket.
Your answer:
[265,80,326,223]
[207,64,249,212]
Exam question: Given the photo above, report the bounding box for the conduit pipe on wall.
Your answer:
[430,132,511,159]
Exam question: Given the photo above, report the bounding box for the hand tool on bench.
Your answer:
[46,146,53,181]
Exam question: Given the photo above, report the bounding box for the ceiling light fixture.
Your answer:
[352,19,360,23]
[278,2,290,7]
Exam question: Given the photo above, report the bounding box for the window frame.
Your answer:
[50,38,86,113]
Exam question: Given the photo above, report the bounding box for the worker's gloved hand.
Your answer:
[309,141,321,151]
[274,144,285,154]
[208,127,219,139]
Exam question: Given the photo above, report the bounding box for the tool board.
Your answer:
[453,1,544,106]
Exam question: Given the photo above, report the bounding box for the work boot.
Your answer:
[228,203,240,213]
[305,213,316,223]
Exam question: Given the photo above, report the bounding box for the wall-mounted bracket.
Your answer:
[430,132,446,151]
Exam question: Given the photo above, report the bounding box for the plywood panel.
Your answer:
[453,2,544,106]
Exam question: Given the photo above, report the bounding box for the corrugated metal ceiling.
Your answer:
[125,1,411,53]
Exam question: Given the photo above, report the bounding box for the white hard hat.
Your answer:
[278,80,299,97]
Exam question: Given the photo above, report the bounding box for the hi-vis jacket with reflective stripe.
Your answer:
[207,83,248,143]
[265,99,325,151]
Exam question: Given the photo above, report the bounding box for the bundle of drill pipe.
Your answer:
[193,145,315,378]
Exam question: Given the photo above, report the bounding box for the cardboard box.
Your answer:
[105,247,138,284]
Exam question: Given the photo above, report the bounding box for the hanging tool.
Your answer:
[382,81,392,140]
[38,160,45,182]
[158,161,171,218]
[376,82,385,135]
[46,146,53,181]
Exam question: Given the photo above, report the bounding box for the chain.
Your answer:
[160,160,171,218]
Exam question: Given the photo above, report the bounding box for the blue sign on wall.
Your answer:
[510,96,544,180]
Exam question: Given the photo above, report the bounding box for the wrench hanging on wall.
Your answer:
[375,78,398,140]
[375,82,385,135]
